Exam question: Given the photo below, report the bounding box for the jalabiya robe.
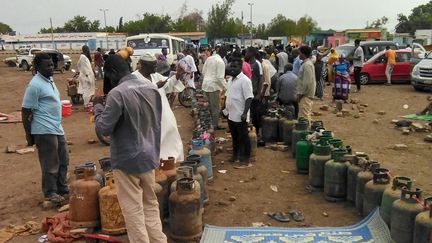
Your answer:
[77,54,95,106]
[133,70,185,162]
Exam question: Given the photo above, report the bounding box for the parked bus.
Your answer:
[126,33,185,69]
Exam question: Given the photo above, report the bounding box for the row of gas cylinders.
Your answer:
[67,141,212,242]
[287,118,432,243]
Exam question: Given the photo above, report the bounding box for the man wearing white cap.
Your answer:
[133,53,186,162]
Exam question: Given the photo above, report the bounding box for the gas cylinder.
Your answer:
[346,154,369,203]
[356,162,380,216]
[180,161,207,206]
[282,113,296,146]
[160,157,177,186]
[189,138,213,181]
[363,168,391,216]
[414,198,432,243]
[69,167,101,228]
[324,148,349,202]
[155,168,169,219]
[170,166,201,203]
[291,118,309,157]
[186,154,208,187]
[391,188,424,243]
[295,131,313,174]
[328,138,343,149]
[311,120,324,132]
[98,173,126,235]
[262,110,278,143]
[153,182,164,220]
[169,178,203,242]
[308,139,331,190]
[248,126,257,162]
[380,176,413,227]
[98,156,112,183]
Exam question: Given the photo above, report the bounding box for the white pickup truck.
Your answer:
[16,48,72,72]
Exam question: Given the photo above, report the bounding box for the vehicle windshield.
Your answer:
[335,46,355,57]
[127,38,169,50]
[426,52,432,59]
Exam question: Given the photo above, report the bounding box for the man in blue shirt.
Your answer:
[22,53,68,204]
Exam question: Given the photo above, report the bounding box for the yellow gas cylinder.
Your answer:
[98,173,126,235]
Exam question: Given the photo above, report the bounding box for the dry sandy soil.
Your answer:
[0,53,431,242]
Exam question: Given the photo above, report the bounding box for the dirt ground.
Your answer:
[0,53,431,242]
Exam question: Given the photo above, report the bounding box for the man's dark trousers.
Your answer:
[34,134,69,197]
[228,119,251,164]
[354,66,362,91]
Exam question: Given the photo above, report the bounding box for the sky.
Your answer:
[1,0,430,34]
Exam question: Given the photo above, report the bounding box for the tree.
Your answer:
[173,10,205,32]
[206,0,238,40]
[117,17,124,32]
[396,1,432,34]
[0,22,12,34]
[100,26,116,33]
[295,15,317,41]
[366,16,388,29]
[63,16,100,32]
[123,13,173,35]
[266,14,296,37]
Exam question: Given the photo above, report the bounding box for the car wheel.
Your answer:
[359,73,370,85]
[21,61,29,71]
[413,85,424,92]
[60,67,65,74]
[64,64,70,71]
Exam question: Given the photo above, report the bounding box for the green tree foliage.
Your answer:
[100,26,116,33]
[366,16,388,29]
[63,16,100,32]
[173,10,205,32]
[39,16,100,33]
[123,13,173,35]
[396,1,432,34]
[266,14,296,37]
[206,0,240,39]
[117,17,124,32]
[296,15,317,40]
[0,22,13,34]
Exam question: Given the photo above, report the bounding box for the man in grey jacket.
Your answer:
[297,46,316,122]
[93,55,166,243]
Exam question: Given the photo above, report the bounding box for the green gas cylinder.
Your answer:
[291,118,309,158]
[380,176,412,227]
[308,139,331,190]
[324,148,349,202]
[391,188,425,243]
[295,131,313,174]
[414,198,432,243]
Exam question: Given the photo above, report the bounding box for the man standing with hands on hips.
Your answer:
[223,57,254,169]
[296,46,316,123]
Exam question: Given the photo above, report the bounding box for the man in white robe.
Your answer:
[133,53,185,162]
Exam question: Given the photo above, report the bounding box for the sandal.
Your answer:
[289,209,305,222]
[267,212,290,222]
[46,193,66,204]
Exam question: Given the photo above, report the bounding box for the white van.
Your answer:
[126,33,185,69]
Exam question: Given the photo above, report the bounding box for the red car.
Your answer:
[353,49,411,84]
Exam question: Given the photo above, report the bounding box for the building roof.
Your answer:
[168,32,206,37]
[345,28,381,33]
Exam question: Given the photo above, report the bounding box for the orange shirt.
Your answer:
[385,50,396,65]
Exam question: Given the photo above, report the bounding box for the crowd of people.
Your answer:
[22,39,372,242]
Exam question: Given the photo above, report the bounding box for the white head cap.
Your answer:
[140,52,157,62]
